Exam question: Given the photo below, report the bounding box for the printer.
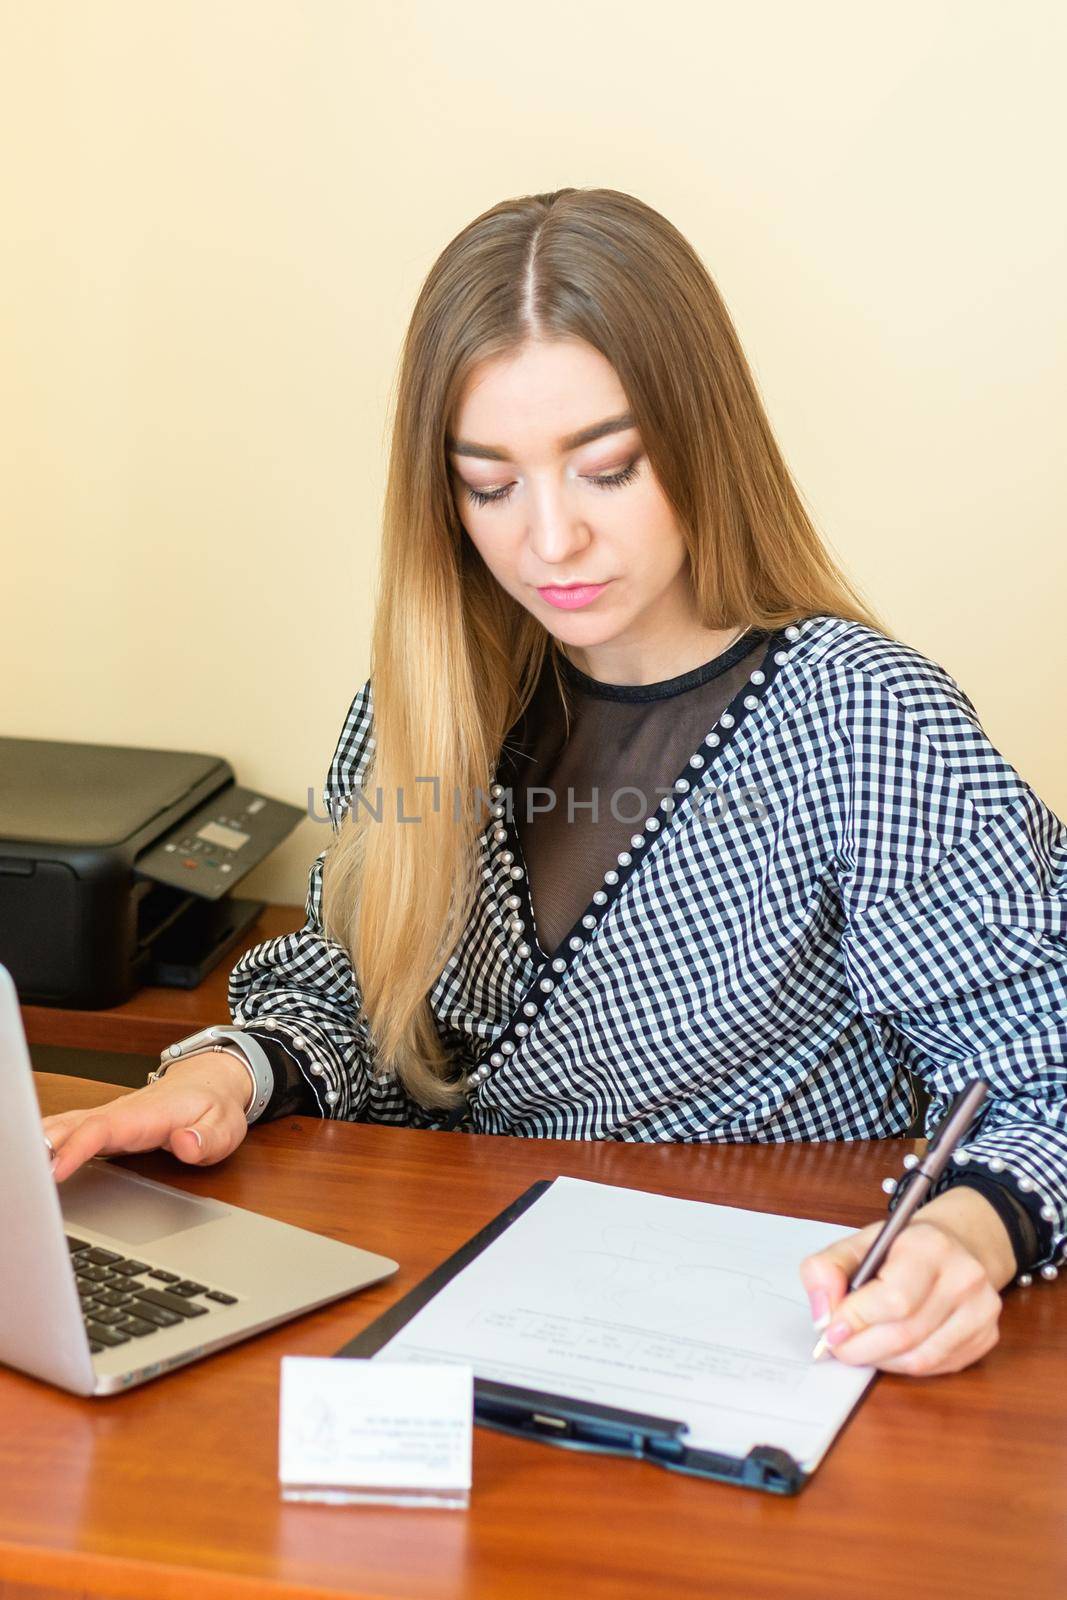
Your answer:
[0,735,305,1008]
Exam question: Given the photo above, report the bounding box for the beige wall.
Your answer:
[3,0,1064,907]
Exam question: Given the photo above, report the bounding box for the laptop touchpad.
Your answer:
[60,1160,230,1246]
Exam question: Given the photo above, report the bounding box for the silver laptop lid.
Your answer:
[0,962,97,1395]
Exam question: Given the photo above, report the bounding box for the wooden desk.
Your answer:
[20,905,303,1056]
[2,1076,1063,1600]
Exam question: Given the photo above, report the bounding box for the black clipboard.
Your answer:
[334,1178,810,1496]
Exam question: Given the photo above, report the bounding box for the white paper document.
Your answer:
[371,1176,877,1473]
[278,1355,473,1507]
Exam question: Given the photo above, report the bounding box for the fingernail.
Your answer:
[825,1320,851,1348]
[183,1128,203,1150]
[808,1288,830,1329]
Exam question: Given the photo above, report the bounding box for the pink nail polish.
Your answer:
[808,1288,829,1326]
[825,1321,851,1347]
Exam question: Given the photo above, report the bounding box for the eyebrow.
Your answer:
[445,411,636,461]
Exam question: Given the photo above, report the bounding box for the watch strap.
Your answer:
[153,1025,276,1124]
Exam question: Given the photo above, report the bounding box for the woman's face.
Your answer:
[447,337,703,681]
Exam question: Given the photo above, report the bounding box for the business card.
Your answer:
[278,1354,473,1508]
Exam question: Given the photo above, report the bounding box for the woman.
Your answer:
[45,188,1066,1379]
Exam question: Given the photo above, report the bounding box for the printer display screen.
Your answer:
[196,821,250,852]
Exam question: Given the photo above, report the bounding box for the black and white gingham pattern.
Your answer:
[228,614,1067,1277]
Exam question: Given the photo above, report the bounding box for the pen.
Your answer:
[811,1077,990,1361]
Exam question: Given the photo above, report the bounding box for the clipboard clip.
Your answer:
[475,1380,807,1495]
[475,1379,688,1454]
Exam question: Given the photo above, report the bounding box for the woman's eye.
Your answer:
[592,458,641,493]
[463,457,642,510]
[465,482,516,508]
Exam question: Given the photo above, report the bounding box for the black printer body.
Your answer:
[0,736,304,1008]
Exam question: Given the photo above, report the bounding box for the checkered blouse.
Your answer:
[227,613,1067,1284]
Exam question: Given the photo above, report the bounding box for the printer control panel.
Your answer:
[134,785,305,902]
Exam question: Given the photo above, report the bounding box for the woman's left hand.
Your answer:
[798,1213,1005,1376]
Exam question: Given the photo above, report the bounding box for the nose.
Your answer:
[526,477,591,570]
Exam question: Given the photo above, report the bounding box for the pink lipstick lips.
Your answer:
[536,582,610,610]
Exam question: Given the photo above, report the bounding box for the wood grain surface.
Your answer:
[1,1073,1062,1600]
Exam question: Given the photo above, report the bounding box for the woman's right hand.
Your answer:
[43,1051,253,1183]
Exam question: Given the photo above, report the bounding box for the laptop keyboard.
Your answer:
[66,1234,240,1355]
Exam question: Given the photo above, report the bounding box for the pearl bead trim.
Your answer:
[946,1146,1064,1284]
[466,621,804,1101]
[244,1015,335,1115]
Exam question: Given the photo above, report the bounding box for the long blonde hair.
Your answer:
[321,186,884,1110]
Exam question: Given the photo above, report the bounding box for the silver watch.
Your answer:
[149,1025,276,1124]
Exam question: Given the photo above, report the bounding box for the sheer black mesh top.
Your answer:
[505,627,770,956]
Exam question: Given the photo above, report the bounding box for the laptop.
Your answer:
[0,963,399,1396]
